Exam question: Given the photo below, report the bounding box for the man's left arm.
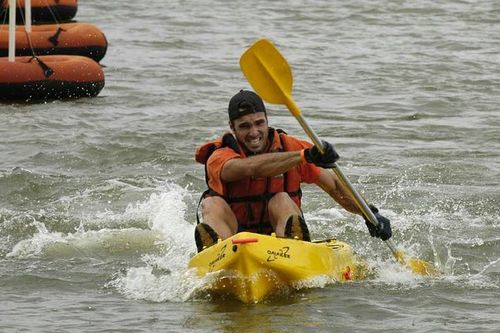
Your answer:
[316,169,362,215]
[316,169,392,240]
[301,139,392,240]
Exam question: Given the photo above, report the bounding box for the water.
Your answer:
[1,0,499,332]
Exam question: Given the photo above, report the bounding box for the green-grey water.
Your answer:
[1,0,499,332]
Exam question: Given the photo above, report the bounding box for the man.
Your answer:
[194,90,391,252]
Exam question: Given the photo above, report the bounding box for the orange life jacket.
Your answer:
[195,128,304,234]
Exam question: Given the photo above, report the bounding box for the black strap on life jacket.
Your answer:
[224,190,302,203]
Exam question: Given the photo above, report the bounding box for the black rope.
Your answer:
[45,2,62,24]
[1,4,7,25]
[29,56,54,78]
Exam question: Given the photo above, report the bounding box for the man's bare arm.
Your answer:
[221,151,302,182]
[316,168,362,216]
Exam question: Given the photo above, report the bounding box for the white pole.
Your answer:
[8,0,16,62]
[26,0,31,33]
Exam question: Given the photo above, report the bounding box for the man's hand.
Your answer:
[364,205,392,241]
[304,141,339,168]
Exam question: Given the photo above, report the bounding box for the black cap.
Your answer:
[228,90,266,121]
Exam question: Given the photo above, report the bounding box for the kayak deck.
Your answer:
[188,232,365,303]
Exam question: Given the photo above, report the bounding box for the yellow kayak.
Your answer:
[188,231,365,303]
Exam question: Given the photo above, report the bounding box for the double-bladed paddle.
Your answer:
[239,38,437,276]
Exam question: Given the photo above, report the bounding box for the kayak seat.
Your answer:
[284,215,311,241]
[195,223,219,252]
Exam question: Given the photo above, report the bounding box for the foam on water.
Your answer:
[106,182,206,302]
[301,195,499,290]
[108,266,206,302]
[292,275,339,290]
[0,130,496,320]
[4,180,205,301]
[2,173,497,302]
[7,225,161,259]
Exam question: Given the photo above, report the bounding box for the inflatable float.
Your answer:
[0,22,108,62]
[0,0,77,23]
[0,54,104,101]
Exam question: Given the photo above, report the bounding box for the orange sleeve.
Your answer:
[298,162,322,184]
[285,136,322,184]
[206,147,241,195]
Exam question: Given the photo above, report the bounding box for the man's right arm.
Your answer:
[221,151,303,182]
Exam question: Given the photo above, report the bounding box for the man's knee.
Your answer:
[201,196,238,236]
[201,196,231,215]
[268,192,298,210]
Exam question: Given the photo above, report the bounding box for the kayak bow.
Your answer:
[189,232,366,303]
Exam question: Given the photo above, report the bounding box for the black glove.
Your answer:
[364,205,392,241]
[304,141,339,168]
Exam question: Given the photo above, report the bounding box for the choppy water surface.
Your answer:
[1,1,499,332]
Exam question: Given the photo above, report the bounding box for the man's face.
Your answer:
[231,112,269,154]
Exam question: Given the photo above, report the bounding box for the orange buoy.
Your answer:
[0,0,77,23]
[0,55,105,101]
[0,23,108,62]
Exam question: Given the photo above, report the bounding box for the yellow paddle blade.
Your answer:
[393,249,439,276]
[407,258,440,276]
[240,39,296,112]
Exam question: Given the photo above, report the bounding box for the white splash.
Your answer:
[6,221,160,259]
[108,182,204,302]
[7,220,67,258]
[108,266,205,302]
[292,275,338,290]
[7,181,202,304]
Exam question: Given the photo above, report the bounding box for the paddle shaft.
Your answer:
[285,96,401,258]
